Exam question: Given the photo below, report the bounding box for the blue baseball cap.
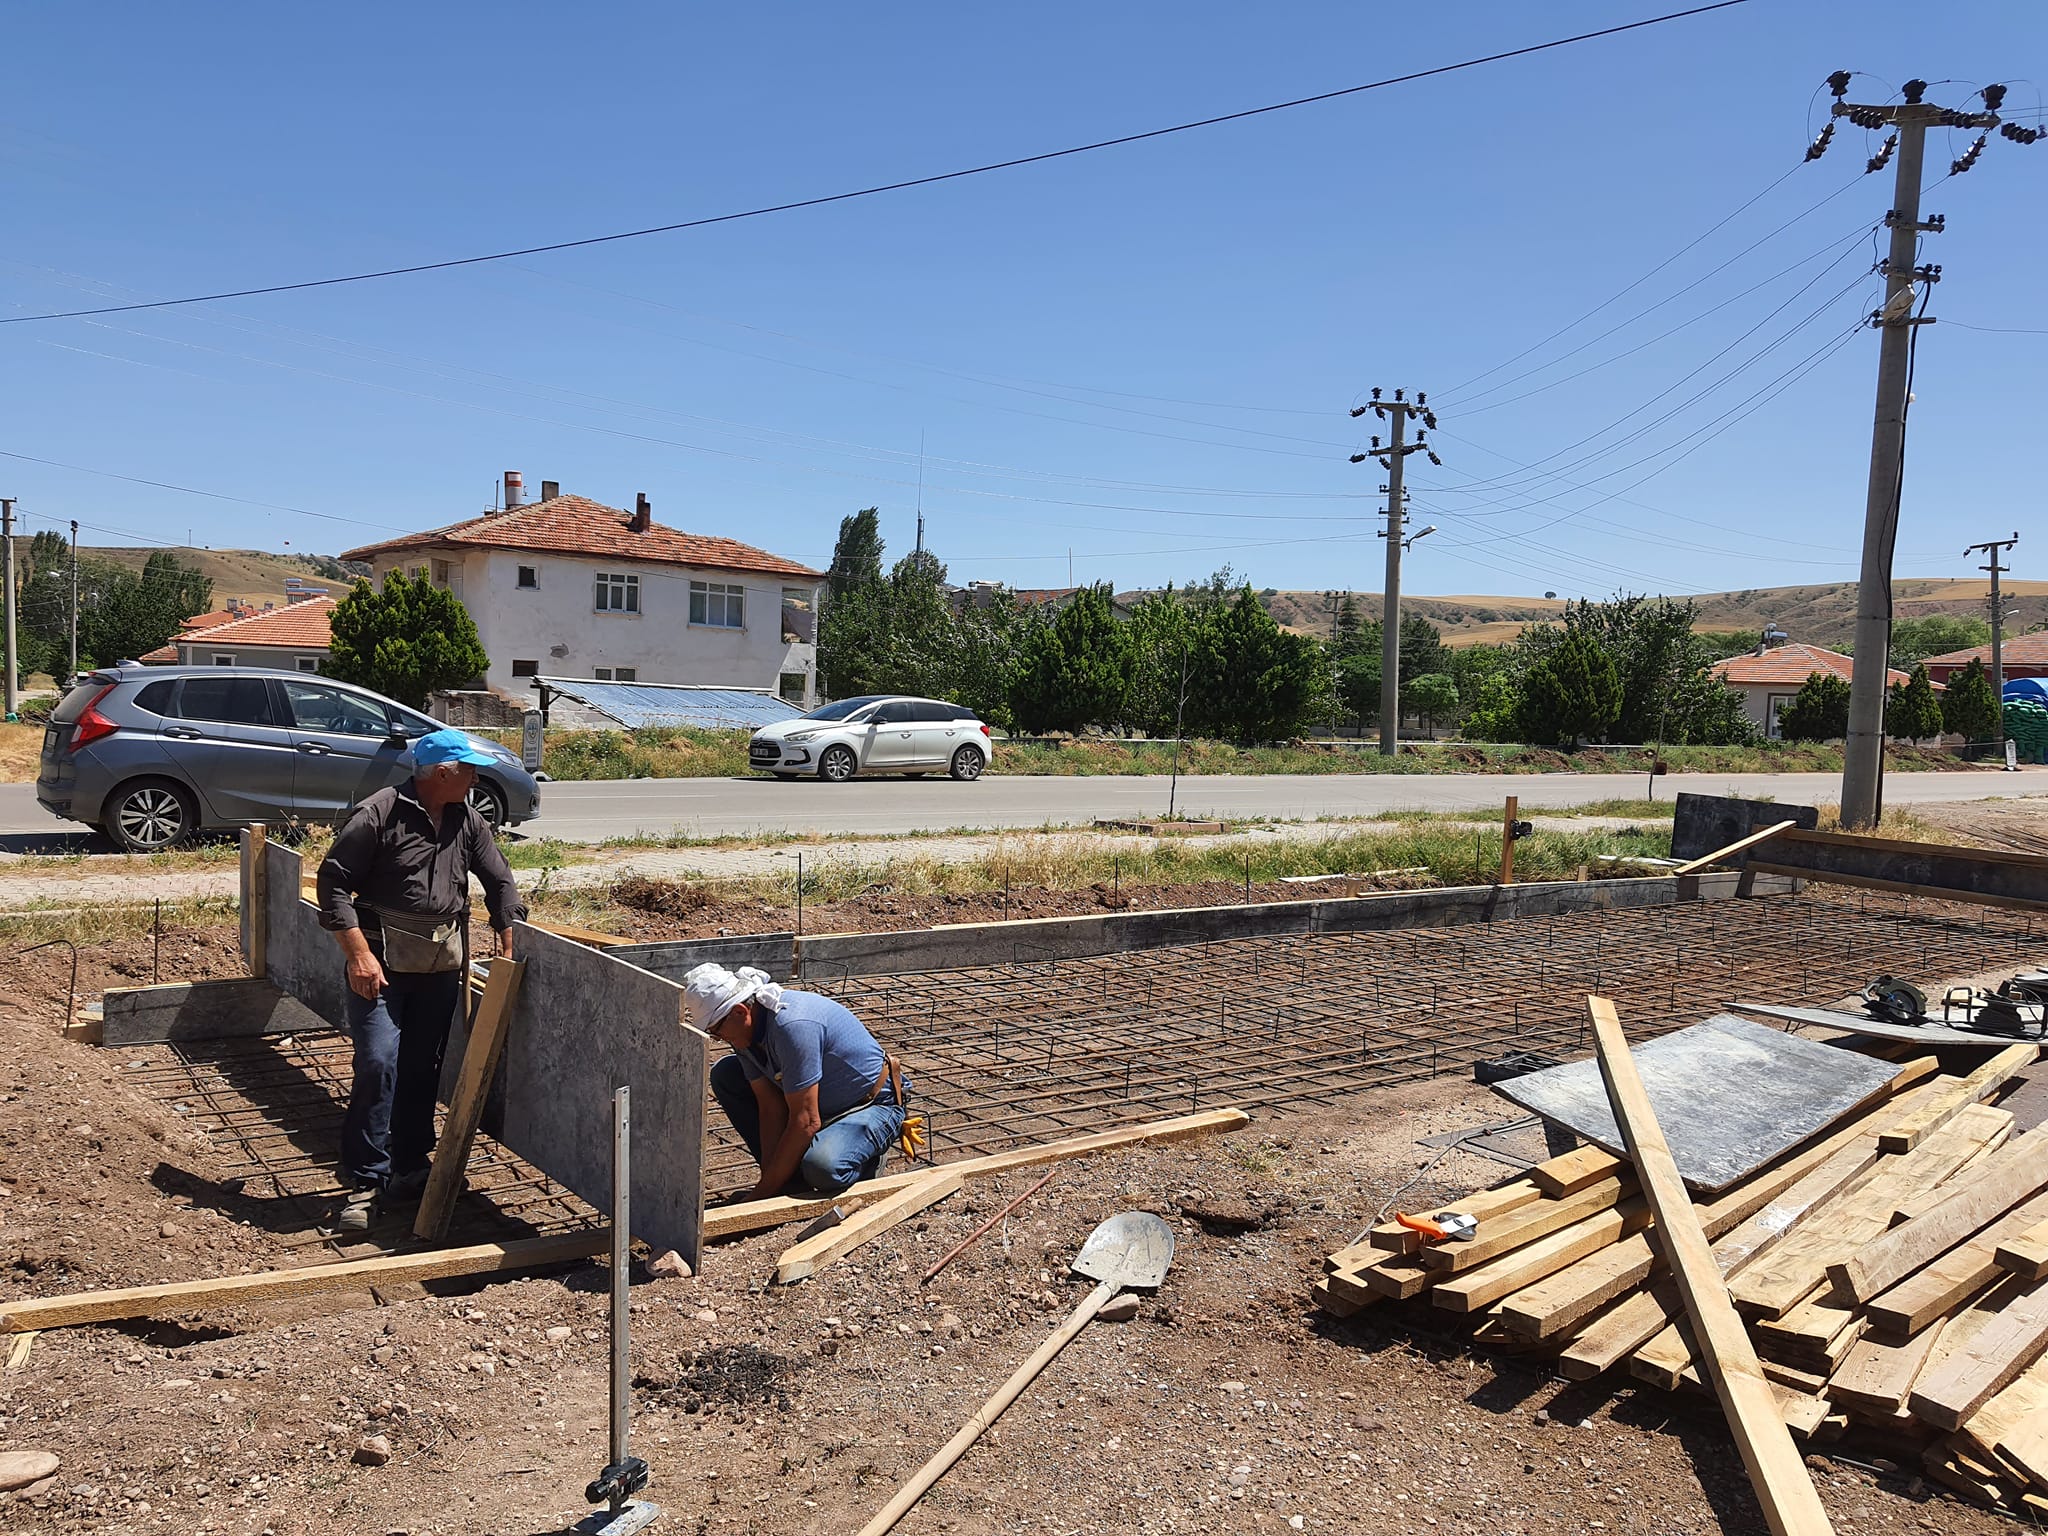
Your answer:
[413,729,498,769]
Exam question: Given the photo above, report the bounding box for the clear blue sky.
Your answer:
[2,2,2041,604]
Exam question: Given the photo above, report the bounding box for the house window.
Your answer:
[212,653,237,666]
[511,660,539,679]
[296,657,321,673]
[781,588,814,643]
[595,571,640,613]
[593,666,639,683]
[431,559,451,587]
[1767,694,1794,740]
[690,580,745,629]
[516,565,538,589]
[779,672,806,703]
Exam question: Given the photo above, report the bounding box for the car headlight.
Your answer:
[783,731,819,743]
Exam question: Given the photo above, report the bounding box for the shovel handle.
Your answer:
[856,1278,1120,1536]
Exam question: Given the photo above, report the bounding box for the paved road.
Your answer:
[2,768,2039,848]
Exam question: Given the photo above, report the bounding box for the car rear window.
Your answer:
[178,676,276,726]
[950,705,979,722]
[134,680,177,717]
[50,678,117,723]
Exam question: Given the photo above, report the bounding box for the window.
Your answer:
[134,679,177,717]
[781,588,814,643]
[516,565,538,589]
[689,580,745,629]
[595,571,640,613]
[871,701,919,725]
[179,676,275,726]
[511,660,539,679]
[212,653,237,666]
[593,666,638,683]
[778,672,806,703]
[296,657,321,673]
[431,559,451,587]
[282,681,394,738]
[1767,694,1794,741]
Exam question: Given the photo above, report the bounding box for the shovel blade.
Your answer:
[1070,1211,1175,1291]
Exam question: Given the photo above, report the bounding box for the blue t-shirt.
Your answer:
[735,989,908,1121]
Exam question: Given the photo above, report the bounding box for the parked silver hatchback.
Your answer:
[747,694,991,782]
[36,665,540,851]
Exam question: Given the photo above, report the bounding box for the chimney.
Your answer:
[503,471,524,510]
[630,493,651,534]
[541,479,559,501]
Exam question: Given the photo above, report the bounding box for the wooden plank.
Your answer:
[1729,1102,2011,1319]
[1417,1177,1630,1273]
[1830,1123,2048,1301]
[1829,1322,1949,1417]
[1877,1044,2038,1154]
[775,1170,963,1284]
[1959,1350,2048,1470]
[1866,1186,2048,1336]
[1996,1217,2048,1281]
[1588,996,1836,1536]
[1560,1277,1681,1381]
[1996,1412,2048,1493]
[1310,1276,1368,1319]
[413,957,526,1243]
[1529,1144,1626,1198]
[0,1230,608,1332]
[1747,860,2048,917]
[527,917,628,948]
[242,823,268,979]
[1670,819,1798,877]
[1911,1276,2048,1431]
[1431,1200,1651,1313]
[1355,1255,1433,1301]
[97,977,328,1046]
[1356,1177,1544,1258]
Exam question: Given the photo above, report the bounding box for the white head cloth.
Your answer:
[681,962,784,1033]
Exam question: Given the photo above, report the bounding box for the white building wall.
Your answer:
[179,642,330,673]
[370,548,820,705]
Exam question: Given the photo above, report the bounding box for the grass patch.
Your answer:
[0,721,44,783]
[0,895,240,942]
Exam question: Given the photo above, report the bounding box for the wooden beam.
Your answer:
[1530,1145,1626,1197]
[1498,795,1518,887]
[1910,1277,2048,1431]
[1417,1178,1631,1273]
[242,824,268,979]
[1588,995,1836,1536]
[1877,1043,2038,1154]
[1829,1322,1950,1417]
[413,957,526,1243]
[1431,1199,1651,1313]
[775,1170,963,1284]
[1353,1176,1545,1259]
[1669,819,1798,877]
[1828,1123,2048,1301]
[1866,1187,2048,1336]
[527,918,628,948]
[1745,861,2048,916]
[1996,1217,2048,1281]
[1309,1276,1369,1318]
[0,1230,607,1333]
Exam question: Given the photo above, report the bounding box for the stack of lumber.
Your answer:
[1312,1041,2048,1517]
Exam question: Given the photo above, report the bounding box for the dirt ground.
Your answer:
[0,924,2019,1535]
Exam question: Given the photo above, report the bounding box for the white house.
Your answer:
[140,596,336,672]
[339,477,827,706]
[1709,641,1914,739]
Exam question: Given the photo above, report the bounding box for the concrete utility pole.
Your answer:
[1350,390,1441,755]
[68,518,79,684]
[2,498,17,720]
[1826,74,2032,827]
[1966,531,2020,748]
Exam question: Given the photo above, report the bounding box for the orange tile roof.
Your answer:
[179,596,335,651]
[179,608,241,633]
[338,494,825,581]
[1711,643,1912,688]
[139,643,180,664]
[1923,633,2048,668]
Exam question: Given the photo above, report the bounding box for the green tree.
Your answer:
[1885,663,1944,742]
[825,507,884,600]
[1890,614,1991,668]
[324,570,489,709]
[1187,587,1326,743]
[1007,585,1131,734]
[1940,657,2001,748]
[1404,673,1459,735]
[1333,592,1365,656]
[1464,672,1522,742]
[1777,672,1852,742]
[1125,587,1200,738]
[1519,630,1621,746]
[1334,649,1380,727]
[950,588,1036,731]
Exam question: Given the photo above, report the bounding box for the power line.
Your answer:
[0,3,1750,327]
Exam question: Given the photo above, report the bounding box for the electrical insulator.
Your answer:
[1827,70,1852,98]
[1370,387,1382,400]
[1951,134,1987,175]
[1349,404,1369,418]
[1983,83,2008,111]
[1371,436,1381,449]
[1805,121,1835,161]
[1415,392,1426,406]
[1393,388,1404,401]
[1902,79,1927,105]
[1348,453,1368,464]
[1867,133,1897,175]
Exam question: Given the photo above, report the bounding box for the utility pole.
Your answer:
[68,518,80,684]
[1966,531,2020,751]
[1824,73,2032,827]
[1350,389,1441,755]
[2,499,17,721]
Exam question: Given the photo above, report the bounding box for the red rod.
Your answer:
[918,1167,1057,1286]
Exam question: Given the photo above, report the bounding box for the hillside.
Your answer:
[85,547,366,609]
[1247,578,2048,650]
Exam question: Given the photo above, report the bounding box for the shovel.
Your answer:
[855,1211,1176,1536]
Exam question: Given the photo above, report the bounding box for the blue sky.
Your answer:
[2,2,2041,602]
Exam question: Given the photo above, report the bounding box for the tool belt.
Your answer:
[861,1052,927,1163]
[369,904,465,974]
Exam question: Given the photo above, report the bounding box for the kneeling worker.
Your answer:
[685,963,916,1199]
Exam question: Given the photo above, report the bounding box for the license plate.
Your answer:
[44,728,57,752]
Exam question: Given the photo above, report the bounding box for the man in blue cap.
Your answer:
[317,730,527,1232]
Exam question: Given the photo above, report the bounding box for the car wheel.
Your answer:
[949,746,986,782]
[467,780,507,830]
[819,745,859,783]
[772,772,799,782]
[107,778,198,853]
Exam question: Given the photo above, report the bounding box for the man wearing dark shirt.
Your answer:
[317,731,527,1232]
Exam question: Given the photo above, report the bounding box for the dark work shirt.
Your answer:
[316,783,526,951]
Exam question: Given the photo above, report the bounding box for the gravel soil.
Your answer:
[0,935,2013,1536]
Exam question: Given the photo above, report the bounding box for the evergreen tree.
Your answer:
[324,571,489,709]
[1333,592,1364,656]
[1404,673,1460,735]
[826,508,884,599]
[1940,657,2001,748]
[1463,672,1522,742]
[1776,672,1853,742]
[1125,588,1199,738]
[1007,586,1131,734]
[1518,630,1621,746]
[1885,663,1944,742]
[1187,587,1326,743]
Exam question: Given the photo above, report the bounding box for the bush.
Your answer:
[1777,672,1852,742]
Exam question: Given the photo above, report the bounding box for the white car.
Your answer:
[748,695,991,782]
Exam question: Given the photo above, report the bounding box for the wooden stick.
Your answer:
[1417,1177,1631,1272]
[1669,819,1798,877]
[413,957,526,1243]
[1499,795,1518,886]
[1878,1042,2038,1154]
[242,824,268,979]
[1588,995,1834,1536]
[775,1171,963,1284]
[856,1275,1124,1536]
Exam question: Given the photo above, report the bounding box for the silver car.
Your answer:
[747,695,991,782]
[37,665,539,851]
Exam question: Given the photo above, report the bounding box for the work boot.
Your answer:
[384,1166,431,1205]
[336,1186,377,1234]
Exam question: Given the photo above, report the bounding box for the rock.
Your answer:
[158,1222,182,1238]
[351,1436,393,1467]
[1098,1294,1141,1323]
[544,1326,572,1343]
[1220,1381,1246,1394]
[0,1451,60,1492]
[693,1308,718,1324]
[817,1338,840,1357]
[938,1312,964,1339]
[647,1250,692,1280]
[1289,1519,1306,1532]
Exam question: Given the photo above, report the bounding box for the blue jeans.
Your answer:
[340,969,462,1189]
[709,1054,904,1194]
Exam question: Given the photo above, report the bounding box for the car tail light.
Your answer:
[68,686,120,750]
[980,724,991,737]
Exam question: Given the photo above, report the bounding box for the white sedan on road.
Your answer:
[748,695,992,782]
